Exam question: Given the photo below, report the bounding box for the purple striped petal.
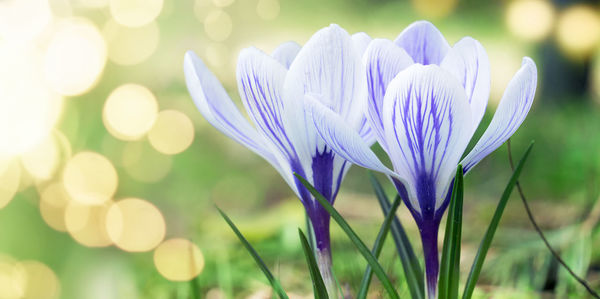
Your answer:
[382,64,473,213]
[441,37,490,133]
[394,20,450,65]
[271,41,301,69]
[461,57,537,173]
[364,39,414,150]
[184,51,277,165]
[236,47,295,159]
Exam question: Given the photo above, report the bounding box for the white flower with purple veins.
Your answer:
[307,21,537,298]
[184,24,373,291]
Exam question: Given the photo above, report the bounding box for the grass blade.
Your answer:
[368,172,424,299]
[462,142,534,299]
[216,206,289,299]
[439,165,464,299]
[356,193,402,299]
[294,173,400,299]
[298,229,329,299]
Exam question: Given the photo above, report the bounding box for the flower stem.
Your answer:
[419,220,440,299]
[316,248,339,298]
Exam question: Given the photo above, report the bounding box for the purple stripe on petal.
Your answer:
[394,21,451,66]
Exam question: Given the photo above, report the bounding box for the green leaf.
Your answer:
[368,172,424,299]
[462,142,534,299]
[294,173,400,299]
[356,193,402,299]
[298,229,329,299]
[439,165,464,299]
[216,206,289,299]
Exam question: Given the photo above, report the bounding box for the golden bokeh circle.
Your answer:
[65,201,113,247]
[147,110,195,155]
[44,18,107,96]
[62,152,118,205]
[105,198,166,252]
[103,20,160,66]
[256,0,280,20]
[19,261,60,299]
[506,0,555,42]
[153,238,204,281]
[556,4,600,58]
[39,182,71,232]
[203,10,232,41]
[103,84,158,141]
[0,255,26,299]
[0,160,21,209]
[109,0,164,28]
[20,135,60,181]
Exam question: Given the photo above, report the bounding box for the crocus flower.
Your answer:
[184,24,373,293]
[306,21,537,298]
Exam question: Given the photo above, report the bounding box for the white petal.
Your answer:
[352,32,372,56]
[383,64,473,211]
[237,47,295,158]
[305,94,398,177]
[441,37,490,133]
[271,41,301,69]
[394,20,450,65]
[461,57,537,173]
[364,39,414,150]
[184,51,276,163]
[284,24,367,128]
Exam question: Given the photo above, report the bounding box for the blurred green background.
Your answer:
[1,0,600,298]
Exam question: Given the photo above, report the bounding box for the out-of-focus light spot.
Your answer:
[206,289,226,299]
[63,152,118,205]
[0,0,53,44]
[103,20,160,66]
[109,0,164,28]
[20,135,60,181]
[44,18,107,96]
[205,43,229,67]
[103,84,158,141]
[19,261,60,299]
[556,5,600,58]
[106,198,166,252]
[65,201,113,247]
[39,182,71,232]
[0,45,63,156]
[204,10,232,41]
[122,141,172,183]
[0,255,25,299]
[76,0,108,9]
[506,0,555,41]
[487,43,523,105]
[256,0,280,20]
[411,0,457,19]
[194,0,213,22]
[148,110,195,155]
[212,0,234,8]
[48,0,73,18]
[153,238,204,281]
[0,160,21,209]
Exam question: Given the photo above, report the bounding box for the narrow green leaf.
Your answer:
[356,193,402,299]
[439,165,464,299]
[216,206,289,299]
[368,172,424,299]
[294,173,400,299]
[298,229,329,299]
[462,142,534,299]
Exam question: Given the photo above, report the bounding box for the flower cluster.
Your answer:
[184,20,537,297]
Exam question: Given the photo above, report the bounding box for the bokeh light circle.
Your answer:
[148,110,195,155]
[103,84,158,141]
[63,152,118,205]
[65,201,113,247]
[153,238,205,281]
[204,10,232,41]
[39,182,71,232]
[20,135,60,181]
[556,4,600,58]
[0,255,26,299]
[109,0,164,28]
[19,261,60,299]
[0,0,53,44]
[506,0,555,41]
[411,0,458,19]
[106,198,166,252]
[256,0,280,20]
[103,20,160,65]
[0,160,21,209]
[44,18,107,96]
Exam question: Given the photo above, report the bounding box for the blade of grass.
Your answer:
[368,172,424,299]
[294,173,400,299]
[439,165,464,299]
[298,228,329,299]
[462,142,534,299]
[356,193,402,299]
[216,206,289,299]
